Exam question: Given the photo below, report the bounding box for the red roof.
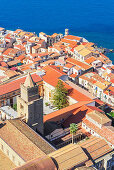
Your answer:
[2,48,12,56]
[0,73,42,96]
[16,55,25,61]
[111,79,114,84]
[83,118,114,145]
[87,106,104,113]
[64,35,81,41]
[111,65,114,70]
[44,101,92,123]
[42,65,93,102]
[63,105,93,127]
[64,63,74,68]
[85,56,96,64]
[42,65,66,87]
[66,58,91,70]
[0,62,8,67]
[69,73,77,78]
[95,99,104,105]
[108,86,114,92]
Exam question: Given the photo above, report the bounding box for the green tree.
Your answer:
[53,80,69,109]
[13,103,17,111]
[69,123,78,144]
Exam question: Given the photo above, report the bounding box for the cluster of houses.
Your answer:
[0,27,114,170]
[0,27,113,106]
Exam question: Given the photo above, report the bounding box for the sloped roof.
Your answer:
[42,65,93,102]
[24,72,35,87]
[87,110,111,125]
[0,73,42,96]
[66,58,91,70]
[64,35,82,41]
[63,105,94,127]
[49,144,88,170]
[0,119,55,162]
[14,156,56,170]
[83,119,114,145]
[44,102,93,123]
[85,56,97,64]
[80,137,113,160]
[0,120,45,161]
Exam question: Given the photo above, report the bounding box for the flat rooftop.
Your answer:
[0,106,18,118]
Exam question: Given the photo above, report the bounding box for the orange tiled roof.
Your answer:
[95,99,104,105]
[64,35,81,41]
[108,86,114,92]
[49,143,88,170]
[64,63,74,68]
[0,119,55,162]
[66,58,91,70]
[83,118,114,145]
[2,48,13,56]
[69,73,77,78]
[107,73,114,78]
[61,39,77,45]
[100,53,109,59]
[32,44,41,49]
[63,105,93,127]
[42,65,93,102]
[111,79,114,84]
[0,62,8,67]
[84,42,94,47]
[111,65,114,70]
[0,120,46,161]
[0,73,42,96]
[63,105,104,128]
[85,56,97,64]
[80,137,113,160]
[16,54,25,61]
[44,102,93,123]
[14,156,56,170]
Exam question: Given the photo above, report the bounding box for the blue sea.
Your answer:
[0,0,114,63]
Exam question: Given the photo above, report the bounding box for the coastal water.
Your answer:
[0,0,114,63]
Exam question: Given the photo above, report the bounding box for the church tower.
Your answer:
[17,73,43,134]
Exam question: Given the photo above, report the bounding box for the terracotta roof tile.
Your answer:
[14,156,56,170]
[66,58,91,70]
[64,35,81,41]
[49,144,88,170]
[0,73,42,96]
[80,137,112,160]
[85,56,97,64]
[42,65,93,102]
[83,119,114,145]
[63,105,93,127]
[0,120,45,161]
[44,102,93,123]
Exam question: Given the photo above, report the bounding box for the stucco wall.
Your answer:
[0,138,25,167]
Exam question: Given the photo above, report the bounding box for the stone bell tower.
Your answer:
[17,73,43,134]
